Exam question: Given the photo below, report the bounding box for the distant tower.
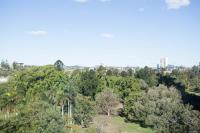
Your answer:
[157,64,160,70]
[160,57,168,69]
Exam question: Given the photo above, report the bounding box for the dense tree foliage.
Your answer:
[9,65,68,104]
[0,101,66,133]
[1,60,10,70]
[106,76,143,100]
[124,85,200,133]
[73,94,96,127]
[78,70,99,99]
[0,61,200,133]
[0,64,99,132]
[172,66,200,93]
[135,66,158,87]
[0,60,12,77]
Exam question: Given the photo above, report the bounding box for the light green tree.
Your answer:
[96,89,119,116]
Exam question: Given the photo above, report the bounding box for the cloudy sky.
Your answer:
[0,0,199,67]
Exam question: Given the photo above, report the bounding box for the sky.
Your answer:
[0,0,200,67]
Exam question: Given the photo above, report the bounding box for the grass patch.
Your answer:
[80,115,154,133]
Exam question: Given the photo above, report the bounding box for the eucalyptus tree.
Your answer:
[73,94,96,127]
[96,89,119,116]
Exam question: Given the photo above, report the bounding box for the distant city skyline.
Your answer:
[0,0,200,67]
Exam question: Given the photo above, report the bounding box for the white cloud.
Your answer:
[74,0,89,3]
[29,30,48,36]
[100,33,114,39]
[165,0,190,9]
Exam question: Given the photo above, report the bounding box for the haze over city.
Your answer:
[1,0,200,67]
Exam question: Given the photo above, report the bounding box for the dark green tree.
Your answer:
[78,70,98,99]
[54,60,64,71]
[135,66,158,87]
[73,94,96,127]
[1,60,10,70]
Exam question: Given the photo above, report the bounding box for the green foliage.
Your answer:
[54,60,64,71]
[96,89,119,116]
[1,62,199,133]
[106,68,120,76]
[0,101,66,133]
[96,65,106,78]
[106,76,142,100]
[124,85,200,133]
[1,60,10,70]
[9,65,68,103]
[158,74,176,87]
[106,69,113,76]
[0,60,12,76]
[127,68,134,77]
[0,69,12,77]
[78,70,98,99]
[0,83,17,112]
[172,66,200,93]
[135,66,158,87]
[12,61,24,70]
[120,71,128,77]
[73,94,96,127]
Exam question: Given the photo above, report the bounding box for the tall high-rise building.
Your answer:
[160,57,168,69]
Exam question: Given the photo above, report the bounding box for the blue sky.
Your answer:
[0,0,200,67]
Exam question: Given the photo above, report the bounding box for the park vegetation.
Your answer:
[0,59,200,133]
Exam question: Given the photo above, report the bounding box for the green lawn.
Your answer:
[80,115,154,133]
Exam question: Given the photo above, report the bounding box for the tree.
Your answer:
[96,65,106,78]
[171,66,200,93]
[120,71,128,77]
[65,79,77,122]
[127,68,133,77]
[124,85,200,133]
[106,76,142,100]
[0,101,66,133]
[96,89,119,116]
[73,94,96,127]
[135,66,158,87]
[106,69,113,76]
[0,83,18,116]
[12,61,23,70]
[12,61,18,70]
[78,70,99,99]
[54,60,64,71]
[112,69,120,76]
[1,60,10,70]
[9,65,69,106]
